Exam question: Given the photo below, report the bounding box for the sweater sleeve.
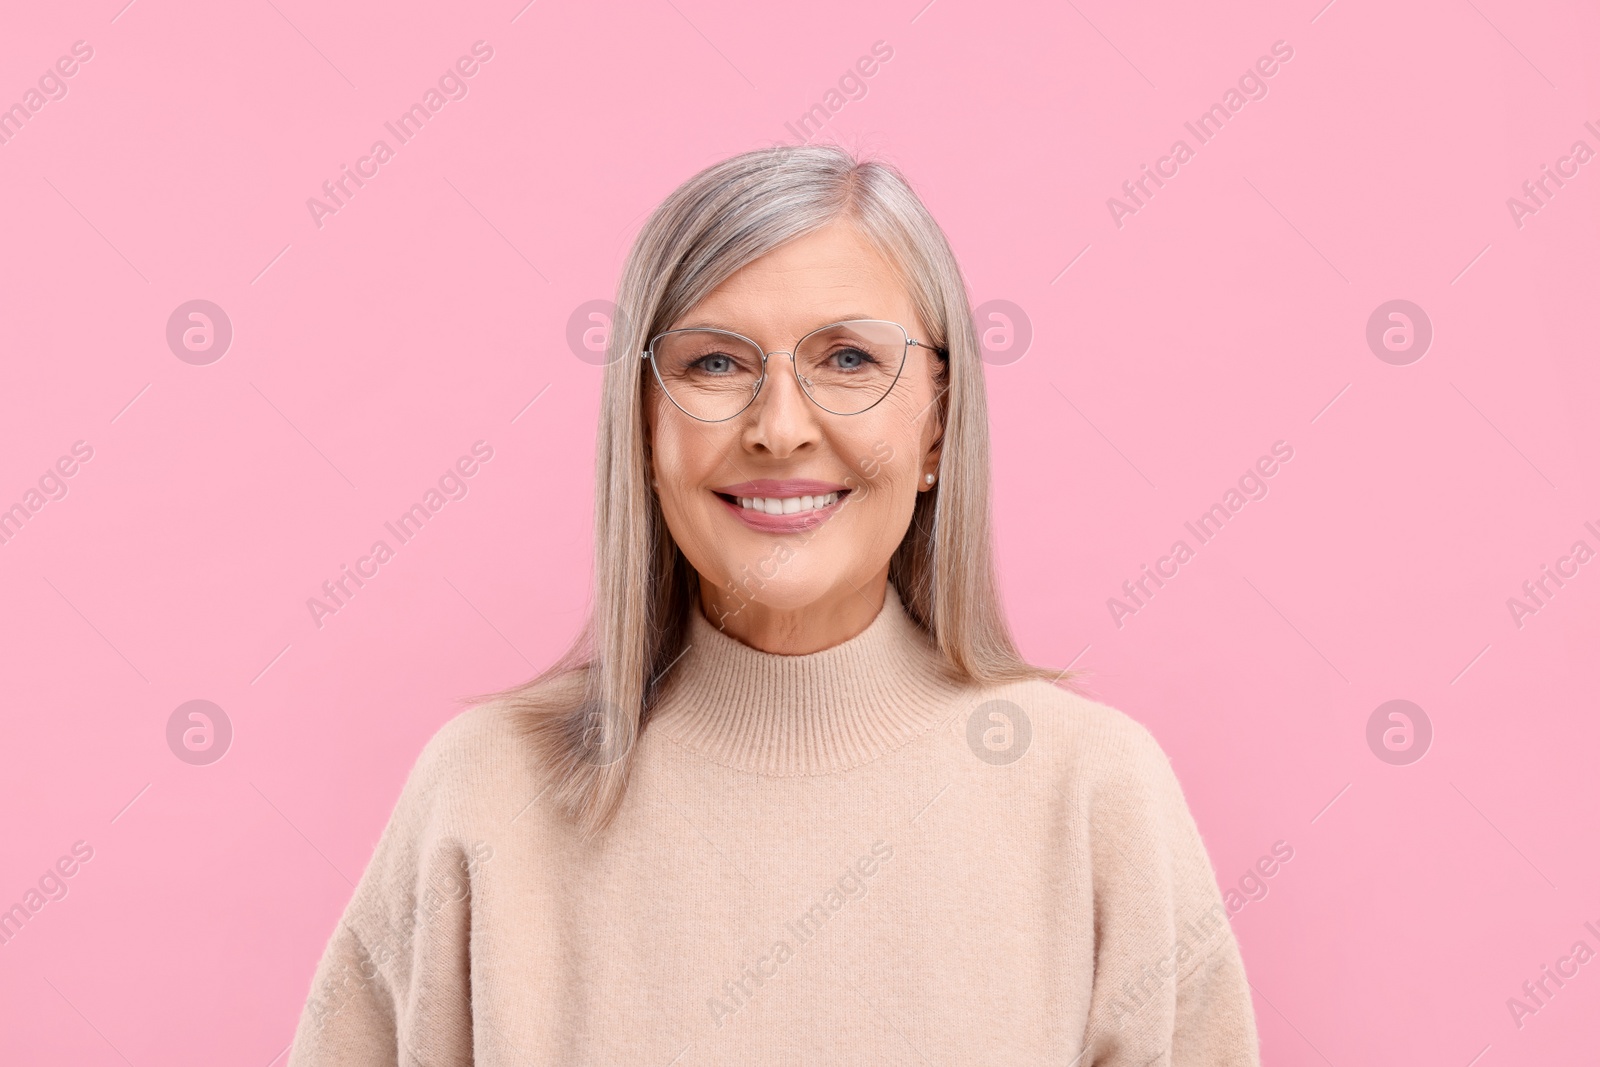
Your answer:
[1079,721,1261,1066]
[285,723,482,1067]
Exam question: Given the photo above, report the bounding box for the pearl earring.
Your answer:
[924,473,935,485]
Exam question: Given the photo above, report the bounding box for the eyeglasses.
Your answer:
[641,318,948,423]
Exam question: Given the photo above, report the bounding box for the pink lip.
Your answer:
[711,479,851,535]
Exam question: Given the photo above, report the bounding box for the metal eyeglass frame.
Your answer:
[640,318,949,423]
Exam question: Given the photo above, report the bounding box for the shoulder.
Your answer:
[976,676,1176,783]
[975,679,1229,903]
[964,675,1201,835]
[398,674,585,824]
[411,697,527,780]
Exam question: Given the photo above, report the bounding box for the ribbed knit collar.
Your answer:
[649,583,968,776]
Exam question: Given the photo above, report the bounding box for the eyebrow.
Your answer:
[672,313,883,334]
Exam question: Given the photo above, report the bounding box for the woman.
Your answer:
[287,144,1261,1065]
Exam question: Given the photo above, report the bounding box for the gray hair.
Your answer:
[469,144,1074,838]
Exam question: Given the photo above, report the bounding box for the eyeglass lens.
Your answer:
[649,320,908,420]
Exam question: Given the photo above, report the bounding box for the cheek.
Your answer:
[649,410,731,548]
[646,393,696,484]
[875,362,941,442]
[834,428,921,546]
[848,383,934,487]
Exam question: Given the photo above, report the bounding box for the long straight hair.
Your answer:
[469,144,1075,840]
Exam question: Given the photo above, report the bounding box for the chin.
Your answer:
[702,565,842,612]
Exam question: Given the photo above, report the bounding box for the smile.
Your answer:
[727,492,841,515]
[710,480,852,534]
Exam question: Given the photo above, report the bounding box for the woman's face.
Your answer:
[644,220,944,632]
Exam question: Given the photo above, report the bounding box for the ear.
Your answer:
[919,375,947,491]
[919,431,944,491]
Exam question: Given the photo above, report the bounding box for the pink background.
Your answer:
[2,0,1597,1062]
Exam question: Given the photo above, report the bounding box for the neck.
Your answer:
[697,566,893,655]
[652,581,966,775]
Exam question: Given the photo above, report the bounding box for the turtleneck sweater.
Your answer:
[286,584,1260,1065]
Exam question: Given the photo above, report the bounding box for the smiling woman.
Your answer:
[639,220,953,655]
[286,144,1262,1066]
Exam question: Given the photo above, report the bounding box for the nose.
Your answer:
[742,351,821,456]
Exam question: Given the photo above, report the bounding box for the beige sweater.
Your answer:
[287,585,1260,1065]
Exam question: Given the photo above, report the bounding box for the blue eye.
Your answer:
[831,346,878,370]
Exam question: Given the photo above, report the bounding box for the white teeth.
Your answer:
[734,492,839,515]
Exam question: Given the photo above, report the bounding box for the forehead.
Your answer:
[672,221,918,336]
